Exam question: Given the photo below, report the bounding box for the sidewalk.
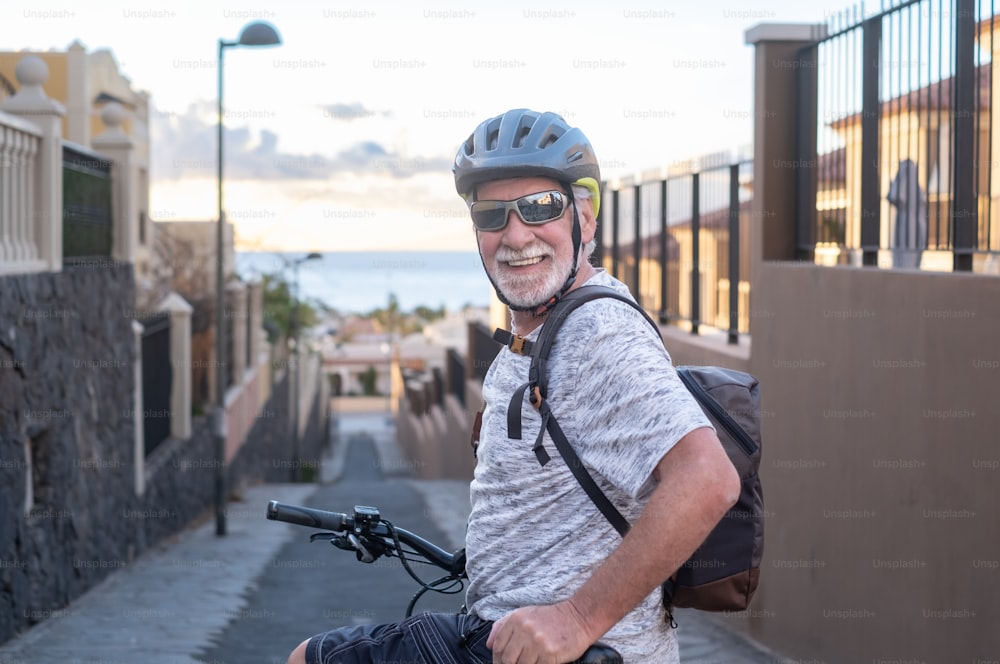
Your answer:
[0,481,317,664]
[0,409,782,664]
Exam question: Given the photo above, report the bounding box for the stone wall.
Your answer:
[0,266,328,645]
[1,263,138,642]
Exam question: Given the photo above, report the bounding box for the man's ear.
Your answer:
[578,197,597,246]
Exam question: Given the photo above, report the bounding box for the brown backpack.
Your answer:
[494,285,764,624]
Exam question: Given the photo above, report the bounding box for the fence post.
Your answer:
[690,172,701,335]
[744,23,826,332]
[952,0,976,272]
[227,280,248,386]
[860,17,882,267]
[728,163,741,344]
[132,319,146,496]
[610,188,620,278]
[92,103,137,266]
[247,279,263,369]
[65,41,90,147]
[632,182,642,304]
[594,182,605,267]
[659,178,668,323]
[158,292,193,440]
[1,55,65,273]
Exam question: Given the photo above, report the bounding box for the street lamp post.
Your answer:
[289,252,322,482]
[215,21,281,537]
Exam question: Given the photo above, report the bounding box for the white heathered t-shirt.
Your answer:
[465,270,714,664]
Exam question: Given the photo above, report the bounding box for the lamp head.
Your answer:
[237,21,282,47]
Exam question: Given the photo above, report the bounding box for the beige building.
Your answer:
[816,17,1000,273]
[0,42,154,287]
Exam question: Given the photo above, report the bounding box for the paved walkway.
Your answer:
[0,410,782,664]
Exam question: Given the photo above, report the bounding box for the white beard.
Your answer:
[486,240,574,309]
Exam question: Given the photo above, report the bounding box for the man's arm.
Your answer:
[487,426,740,663]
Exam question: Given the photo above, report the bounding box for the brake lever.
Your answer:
[309,532,338,543]
[348,533,376,563]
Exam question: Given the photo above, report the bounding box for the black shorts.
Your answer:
[305,611,492,664]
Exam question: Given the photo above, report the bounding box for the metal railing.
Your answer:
[62,142,113,262]
[139,312,172,456]
[797,0,1000,271]
[600,152,753,343]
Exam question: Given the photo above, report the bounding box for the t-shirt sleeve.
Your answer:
[554,300,714,500]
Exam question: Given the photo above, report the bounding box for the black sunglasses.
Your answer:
[469,190,570,232]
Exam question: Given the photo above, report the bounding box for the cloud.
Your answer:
[320,102,389,122]
[150,102,449,182]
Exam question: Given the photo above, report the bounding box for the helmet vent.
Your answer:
[513,126,531,148]
[485,116,503,151]
[567,150,584,163]
[539,131,561,150]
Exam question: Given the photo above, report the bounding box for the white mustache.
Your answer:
[495,242,554,263]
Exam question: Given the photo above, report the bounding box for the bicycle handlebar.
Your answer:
[266,500,465,577]
[266,500,349,531]
[266,500,623,664]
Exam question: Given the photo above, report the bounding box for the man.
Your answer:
[287,109,739,664]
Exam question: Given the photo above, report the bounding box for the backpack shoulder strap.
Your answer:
[531,285,659,399]
[531,285,660,537]
[500,285,656,444]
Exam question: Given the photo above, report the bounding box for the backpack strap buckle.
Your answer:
[492,328,534,355]
[529,385,543,410]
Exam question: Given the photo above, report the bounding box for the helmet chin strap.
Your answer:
[480,186,582,318]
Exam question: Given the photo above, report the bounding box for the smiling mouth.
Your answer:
[505,255,546,268]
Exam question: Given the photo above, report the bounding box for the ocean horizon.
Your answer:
[235,250,493,315]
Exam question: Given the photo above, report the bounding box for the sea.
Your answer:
[235,251,493,314]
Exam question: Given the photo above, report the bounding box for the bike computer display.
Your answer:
[352,505,380,532]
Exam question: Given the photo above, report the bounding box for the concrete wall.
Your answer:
[391,264,998,662]
[713,263,1000,662]
[659,326,752,375]
[395,379,478,482]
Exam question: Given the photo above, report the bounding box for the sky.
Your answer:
[3,0,857,252]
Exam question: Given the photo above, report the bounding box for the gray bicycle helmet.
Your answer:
[454,109,602,316]
[453,109,601,215]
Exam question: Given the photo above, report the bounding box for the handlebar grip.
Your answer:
[266,500,349,531]
[572,643,623,664]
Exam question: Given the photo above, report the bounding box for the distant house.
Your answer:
[0,42,155,288]
[818,18,1000,272]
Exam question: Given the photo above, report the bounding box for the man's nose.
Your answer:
[501,211,534,247]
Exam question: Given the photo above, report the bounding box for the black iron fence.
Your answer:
[797,0,1000,272]
[446,347,466,407]
[62,142,112,262]
[139,312,172,456]
[468,321,500,380]
[599,152,753,343]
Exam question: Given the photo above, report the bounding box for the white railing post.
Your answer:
[158,292,193,441]
[1,55,64,273]
[228,280,248,386]
[65,41,90,146]
[247,279,263,369]
[92,103,137,265]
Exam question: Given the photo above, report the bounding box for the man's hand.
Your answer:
[486,601,595,664]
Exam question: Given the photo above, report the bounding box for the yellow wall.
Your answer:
[0,48,144,151]
[0,52,71,137]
